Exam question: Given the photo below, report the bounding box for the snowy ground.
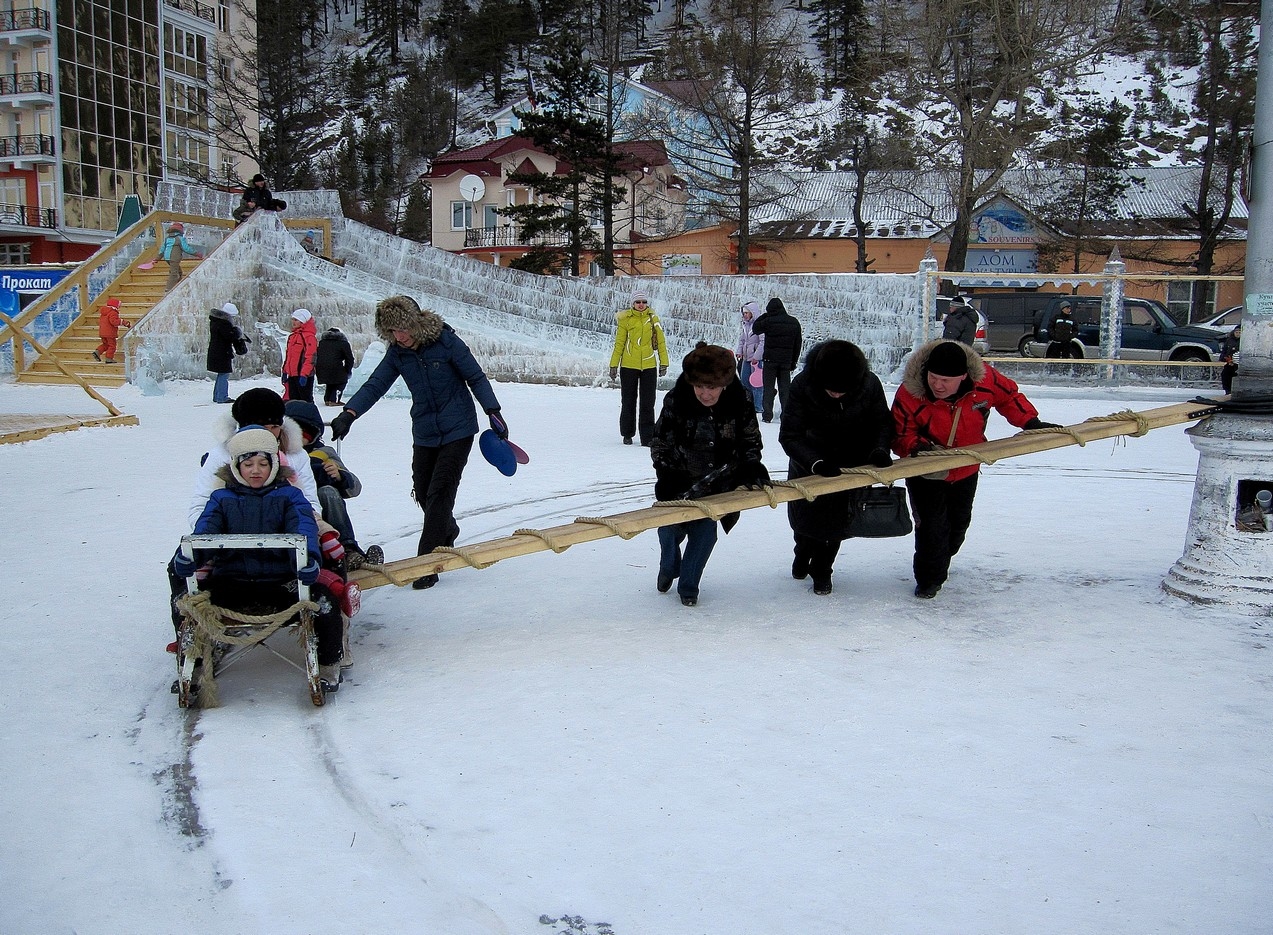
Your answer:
[1,375,1269,935]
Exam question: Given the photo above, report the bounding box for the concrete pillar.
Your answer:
[1164,0,1273,610]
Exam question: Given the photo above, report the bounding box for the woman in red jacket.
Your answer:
[283,308,317,402]
[892,340,1058,600]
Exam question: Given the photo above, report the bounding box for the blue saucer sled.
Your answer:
[479,429,523,476]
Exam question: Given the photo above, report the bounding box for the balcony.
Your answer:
[464,226,568,249]
[0,201,57,228]
[0,71,53,105]
[0,133,53,156]
[0,7,52,45]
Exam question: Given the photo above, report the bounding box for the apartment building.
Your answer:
[0,0,257,265]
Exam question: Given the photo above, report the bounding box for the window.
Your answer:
[1167,281,1215,323]
[484,204,498,229]
[1124,304,1155,328]
[451,201,473,229]
[0,242,31,265]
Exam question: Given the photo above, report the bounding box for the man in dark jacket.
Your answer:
[941,296,978,347]
[232,174,286,223]
[1045,300,1080,359]
[206,301,249,404]
[330,295,504,590]
[750,296,803,423]
[651,342,770,606]
[316,327,355,406]
[779,340,894,595]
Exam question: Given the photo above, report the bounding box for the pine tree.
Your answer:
[499,34,624,275]
[1038,100,1137,274]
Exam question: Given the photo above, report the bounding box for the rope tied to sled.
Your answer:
[514,528,573,553]
[839,466,891,484]
[430,545,497,570]
[773,478,818,501]
[175,590,317,707]
[914,446,998,466]
[361,559,409,587]
[653,498,730,522]
[1085,408,1152,437]
[1017,424,1087,446]
[576,515,642,539]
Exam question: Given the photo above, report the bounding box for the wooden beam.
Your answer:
[0,310,125,416]
[349,400,1213,591]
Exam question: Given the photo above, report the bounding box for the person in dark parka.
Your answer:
[206,301,250,404]
[650,342,771,606]
[316,327,355,406]
[779,341,894,595]
[750,296,803,422]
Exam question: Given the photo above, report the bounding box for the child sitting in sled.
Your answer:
[172,425,346,692]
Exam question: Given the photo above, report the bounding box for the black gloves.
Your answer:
[736,462,772,489]
[1024,418,1061,430]
[330,410,356,440]
[868,447,893,468]
[811,460,841,478]
[487,409,509,439]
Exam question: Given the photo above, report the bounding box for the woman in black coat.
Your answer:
[206,302,249,404]
[316,327,355,405]
[778,340,893,595]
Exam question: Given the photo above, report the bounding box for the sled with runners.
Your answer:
[173,533,329,708]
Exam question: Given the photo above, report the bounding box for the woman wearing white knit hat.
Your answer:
[283,307,317,402]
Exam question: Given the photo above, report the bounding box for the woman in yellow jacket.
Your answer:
[609,290,669,446]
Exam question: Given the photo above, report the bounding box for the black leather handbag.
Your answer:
[847,485,913,538]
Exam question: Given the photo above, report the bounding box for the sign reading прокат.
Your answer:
[0,268,72,292]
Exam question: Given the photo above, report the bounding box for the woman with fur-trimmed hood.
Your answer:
[891,339,1057,600]
[331,295,504,590]
[779,340,894,596]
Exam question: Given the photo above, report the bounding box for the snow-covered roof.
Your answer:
[751,166,1248,239]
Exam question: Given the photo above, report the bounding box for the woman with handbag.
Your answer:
[891,340,1058,600]
[779,340,894,596]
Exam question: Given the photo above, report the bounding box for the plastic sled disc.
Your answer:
[479,429,517,476]
[507,439,530,465]
[138,260,156,270]
[748,365,763,388]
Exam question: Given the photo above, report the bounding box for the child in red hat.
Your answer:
[93,297,130,364]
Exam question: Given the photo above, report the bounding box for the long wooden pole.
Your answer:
[0,310,123,416]
[349,400,1215,590]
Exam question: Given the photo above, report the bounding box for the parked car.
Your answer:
[1198,305,1243,334]
[965,292,1069,354]
[1027,296,1223,361]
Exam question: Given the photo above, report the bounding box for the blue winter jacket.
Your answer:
[190,470,319,581]
[345,325,501,447]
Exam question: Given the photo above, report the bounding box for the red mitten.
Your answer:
[320,530,345,564]
[315,567,346,598]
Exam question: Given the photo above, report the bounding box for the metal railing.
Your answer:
[464,226,569,249]
[0,71,52,95]
[0,8,51,32]
[0,202,55,227]
[0,134,54,157]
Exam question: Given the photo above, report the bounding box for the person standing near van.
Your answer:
[941,296,978,347]
[1046,300,1080,359]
